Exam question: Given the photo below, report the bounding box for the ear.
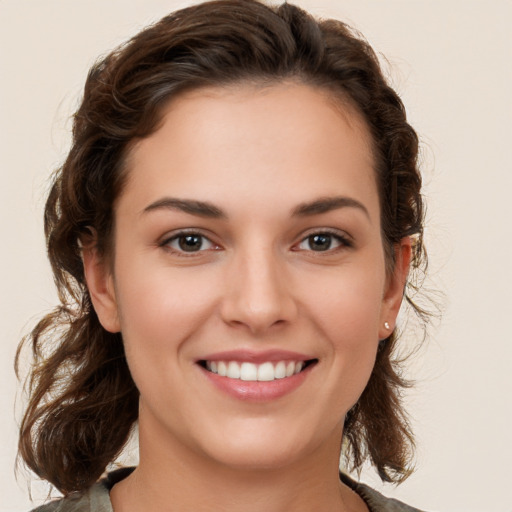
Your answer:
[378,237,413,340]
[82,235,121,333]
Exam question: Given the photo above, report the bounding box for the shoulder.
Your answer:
[340,473,427,512]
[29,481,111,512]
[29,468,134,512]
[29,482,109,512]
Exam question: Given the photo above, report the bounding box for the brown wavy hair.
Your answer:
[16,0,427,495]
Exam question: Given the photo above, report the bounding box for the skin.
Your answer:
[84,82,411,512]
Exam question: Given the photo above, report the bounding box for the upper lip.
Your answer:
[197,349,314,364]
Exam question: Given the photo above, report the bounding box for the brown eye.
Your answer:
[297,231,350,252]
[165,233,216,253]
[307,234,332,251]
[178,234,203,252]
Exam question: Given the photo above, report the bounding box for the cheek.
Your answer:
[110,229,223,393]
[306,264,385,394]
[112,269,220,420]
[112,257,221,367]
[311,263,385,339]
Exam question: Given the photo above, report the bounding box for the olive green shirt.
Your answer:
[32,467,426,512]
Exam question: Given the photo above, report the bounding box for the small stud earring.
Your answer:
[384,321,390,330]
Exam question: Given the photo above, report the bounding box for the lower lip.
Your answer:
[199,363,315,402]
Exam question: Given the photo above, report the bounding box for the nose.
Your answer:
[220,247,298,335]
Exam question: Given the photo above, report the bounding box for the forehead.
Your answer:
[121,82,379,221]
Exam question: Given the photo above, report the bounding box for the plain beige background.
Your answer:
[1,1,511,511]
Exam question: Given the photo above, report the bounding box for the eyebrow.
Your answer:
[292,196,370,219]
[142,197,226,218]
[141,195,369,220]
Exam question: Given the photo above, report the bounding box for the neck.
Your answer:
[110,417,367,512]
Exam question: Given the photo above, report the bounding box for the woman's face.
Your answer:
[86,83,408,471]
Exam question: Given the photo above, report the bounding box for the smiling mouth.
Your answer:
[198,359,318,382]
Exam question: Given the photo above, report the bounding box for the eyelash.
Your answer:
[159,228,353,256]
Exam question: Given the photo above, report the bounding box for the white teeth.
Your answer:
[274,361,286,379]
[240,362,258,381]
[217,361,227,377]
[205,360,308,381]
[227,361,240,379]
[257,362,275,381]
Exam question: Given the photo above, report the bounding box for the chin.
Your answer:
[194,420,327,472]
[206,441,303,472]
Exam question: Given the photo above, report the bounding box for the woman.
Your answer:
[17,1,429,511]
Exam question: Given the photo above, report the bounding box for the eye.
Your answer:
[163,232,217,253]
[296,231,350,252]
